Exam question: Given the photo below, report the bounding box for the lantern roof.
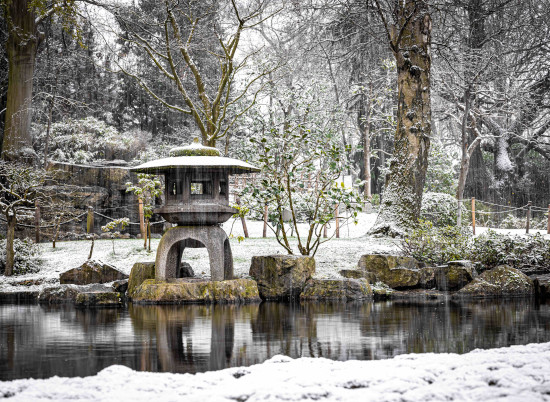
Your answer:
[131,138,260,175]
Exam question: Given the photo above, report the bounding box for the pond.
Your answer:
[1,299,550,381]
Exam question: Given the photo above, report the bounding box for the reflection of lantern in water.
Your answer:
[132,139,259,281]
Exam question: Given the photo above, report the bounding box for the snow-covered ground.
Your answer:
[1,212,549,293]
[2,342,550,401]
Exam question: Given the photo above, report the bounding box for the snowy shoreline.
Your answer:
[2,342,550,401]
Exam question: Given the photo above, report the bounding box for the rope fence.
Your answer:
[2,196,549,240]
[451,198,549,235]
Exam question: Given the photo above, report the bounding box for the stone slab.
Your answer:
[131,278,261,304]
[60,259,128,285]
[75,292,123,308]
[300,279,372,301]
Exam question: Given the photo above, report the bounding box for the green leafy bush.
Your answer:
[401,220,472,265]
[402,223,550,273]
[472,230,550,271]
[0,238,42,275]
[421,192,467,227]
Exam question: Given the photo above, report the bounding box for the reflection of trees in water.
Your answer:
[0,304,127,379]
[3,299,550,379]
[359,298,550,358]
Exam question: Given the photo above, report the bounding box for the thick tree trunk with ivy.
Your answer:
[5,214,16,276]
[370,0,432,236]
[2,0,37,161]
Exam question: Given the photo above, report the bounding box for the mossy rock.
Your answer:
[435,261,475,291]
[419,267,436,289]
[358,254,423,289]
[453,265,534,299]
[60,259,128,285]
[249,255,315,300]
[131,278,261,304]
[38,283,112,304]
[300,279,372,301]
[339,269,378,284]
[358,254,422,272]
[128,262,156,299]
[75,292,123,308]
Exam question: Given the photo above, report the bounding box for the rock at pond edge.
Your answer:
[300,278,372,301]
[60,259,128,285]
[128,262,156,299]
[131,278,261,304]
[75,292,123,308]
[249,255,315,300]
[453,265,534,299]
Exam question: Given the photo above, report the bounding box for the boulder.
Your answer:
[532,274,550,299]
[300,279,372,301]
[358,254,423,289]
[179,262,194,278]
[339,269,377,283]
[419,267,436,289]
[128,262,156,299]
[454,265,535,298]
[75,292,123,307]
[60,260,128,285]
[131,278,261,304]
[358,254,422,271]
[435,261,475,291]
[112,279,128,294]
[38,283,112,304]
[249,255,315,300]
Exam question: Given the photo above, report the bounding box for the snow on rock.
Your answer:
[2,342,550,401]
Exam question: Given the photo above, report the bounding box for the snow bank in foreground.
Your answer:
[2,342,550,401]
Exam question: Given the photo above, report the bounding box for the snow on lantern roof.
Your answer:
[131,138,260,175]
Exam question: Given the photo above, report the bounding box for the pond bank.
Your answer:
[2,340,550,401]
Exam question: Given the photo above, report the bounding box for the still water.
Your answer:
[1,299,550,380]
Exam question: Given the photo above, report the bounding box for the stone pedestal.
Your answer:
[155,225,233,282]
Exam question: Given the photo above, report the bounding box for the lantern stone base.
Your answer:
[130,278,261,304]
[155,225,233,282]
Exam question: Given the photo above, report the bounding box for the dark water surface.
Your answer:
[1,299,550,380]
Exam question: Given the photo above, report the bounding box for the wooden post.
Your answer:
[34,201,40,243]
[526,201,532,234]
[335,204,340,239]
[263,204,268,238]
[471,197,476,235]
[138,198,145,239]
[547,204,550,235]
[86,206,94,234]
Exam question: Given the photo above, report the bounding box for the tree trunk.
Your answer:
[371,0,432,236]
[5,214,16,276]
[2,0,37,162]
[147,220,151,252]
[88,236,94,260]
[144,218,148,249]
[362,82,373,201]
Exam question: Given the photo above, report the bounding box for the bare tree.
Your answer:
[110,0,278,147]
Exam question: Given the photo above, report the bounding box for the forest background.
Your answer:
[1,0,549,227]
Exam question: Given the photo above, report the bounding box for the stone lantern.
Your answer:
[132,139,259,282]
